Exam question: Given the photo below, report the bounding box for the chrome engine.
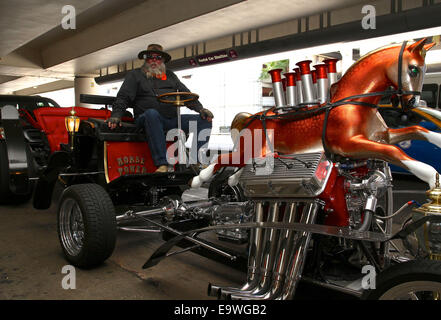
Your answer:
[203,202,254,243]
[340,162,392,229]
[207,152,393,300]
[208,152,330,299]
[239,152,333,198]
[134,152,393,300]
[206,153,333,244]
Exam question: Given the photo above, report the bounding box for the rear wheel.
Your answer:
[362,259,441,300]
[57,184,117,268]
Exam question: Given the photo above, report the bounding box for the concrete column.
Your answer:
[74,76,98,107]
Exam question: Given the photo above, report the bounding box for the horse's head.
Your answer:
[386,38,436,109]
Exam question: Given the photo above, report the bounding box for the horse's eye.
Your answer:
[408,65,419,78]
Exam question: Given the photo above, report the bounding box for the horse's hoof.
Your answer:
[191,176,202,188]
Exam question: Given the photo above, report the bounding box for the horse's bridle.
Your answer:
[396,40,424,111]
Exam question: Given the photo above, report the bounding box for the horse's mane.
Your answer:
[330,43,405,101]
[344,43,400,75]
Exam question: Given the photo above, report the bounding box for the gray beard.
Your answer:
[142,62,166,78]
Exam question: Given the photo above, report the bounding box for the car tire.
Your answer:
[362,259,441,300]
[57,183,117,268]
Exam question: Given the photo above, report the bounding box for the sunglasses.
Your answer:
[145,55,163,61]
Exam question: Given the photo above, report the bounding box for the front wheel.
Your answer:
[57,184,117,268]
[362,259,441,300]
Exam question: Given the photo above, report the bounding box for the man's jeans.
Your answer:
[136,109,212,166]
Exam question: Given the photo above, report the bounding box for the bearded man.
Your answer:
[108,44,213,173]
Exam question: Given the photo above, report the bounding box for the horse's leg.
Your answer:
[339,136,438,188]
[190,152,242,188]
[387,125,441,148]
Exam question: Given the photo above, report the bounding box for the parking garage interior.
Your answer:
[1,0,441,308]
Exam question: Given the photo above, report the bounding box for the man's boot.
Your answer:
[154,165,168,173]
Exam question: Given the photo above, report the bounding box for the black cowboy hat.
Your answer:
[137,44,171,63]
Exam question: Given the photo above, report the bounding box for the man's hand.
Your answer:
[107,116,122,129]
[199,108,214,122]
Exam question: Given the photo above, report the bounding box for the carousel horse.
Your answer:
[191,38,441,189]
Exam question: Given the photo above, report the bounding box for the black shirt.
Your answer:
[112,68,203,119]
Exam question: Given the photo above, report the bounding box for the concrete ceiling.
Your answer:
[0,0,370,94]
[0,0,105,57]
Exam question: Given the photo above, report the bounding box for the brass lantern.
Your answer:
[412,173,441,260]
[65,108,80,150]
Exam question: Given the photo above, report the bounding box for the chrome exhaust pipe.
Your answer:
[208,202,266,297]
[229,202,300,300]
[218,202,279,298]
[229,202,319,300]
[296,60,317,104]
[284,72,297,107]
[242,201,266,290]
[207,283,224,297]
[268,69,286,107]
[216,200,321,300]
[247,202,281,295]
[314,64,329,104]
[278,201,319,300]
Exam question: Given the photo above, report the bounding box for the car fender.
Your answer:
[33,151,70,210]
[0,105,31,194]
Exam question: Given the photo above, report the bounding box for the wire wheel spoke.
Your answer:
[60,198,85,256]
[381,281,441,300]
[408,292,419,300]
[72,205,84,245]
